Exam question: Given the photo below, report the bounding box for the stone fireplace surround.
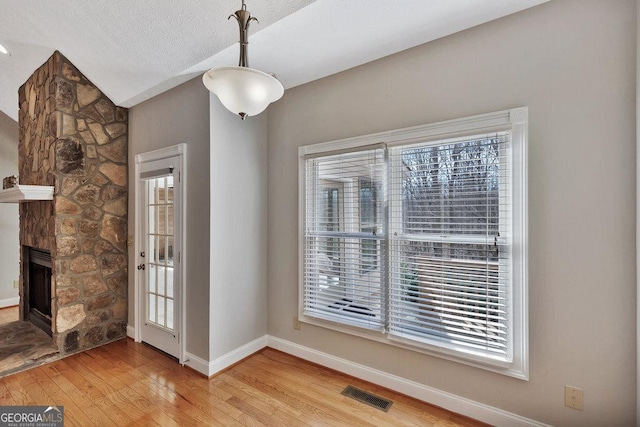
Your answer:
[18,51,128,355]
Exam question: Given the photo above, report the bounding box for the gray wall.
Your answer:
[128,77,211,360]
[0,112,19,303]
[266,1,636,425]
[209,98,267,359]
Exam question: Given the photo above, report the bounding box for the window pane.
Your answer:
[148,206,155,235]
[166,266,174,298]
[389,240,508,356]
[157,265,166,295]
[304,147,385,330]
[166,176,174,203]
[167,236,174,266]
[167,299,174,330]
[359,178,378,228]
[167,205,174,235]
[159,206,166,235]
[148,294,156,323]
[398,137,505,235]
[157,296,166,327]
[311,149,384,234]
[148,264,156,293]
[319,188,340,232]
[148,180,156,204]
[304,236,384,329]
[388,132,511,360]
[148,233,156,264]
[158,236,166,263]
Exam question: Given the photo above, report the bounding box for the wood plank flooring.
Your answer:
[0,337,490,427]
[0,305,18,325]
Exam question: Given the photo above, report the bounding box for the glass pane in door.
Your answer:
[146,176,175,330]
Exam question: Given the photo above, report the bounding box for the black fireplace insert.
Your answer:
[26,247,52,336]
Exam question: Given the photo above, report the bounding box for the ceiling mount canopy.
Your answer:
[203,0,284,120]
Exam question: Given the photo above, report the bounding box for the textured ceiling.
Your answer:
[0,0,548,121]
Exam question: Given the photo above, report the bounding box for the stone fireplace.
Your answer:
[18,51,128,355]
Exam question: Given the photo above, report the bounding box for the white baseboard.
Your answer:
[126,325,135,339]
[266,336,549,427]
[183,351,211,376]
[0,297,19,309]
[186,335,268,377]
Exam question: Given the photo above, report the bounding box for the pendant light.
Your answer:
[203,0,284,120]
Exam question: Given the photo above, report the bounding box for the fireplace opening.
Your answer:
[25,247,52,336]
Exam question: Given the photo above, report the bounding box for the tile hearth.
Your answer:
[0,319,59,377]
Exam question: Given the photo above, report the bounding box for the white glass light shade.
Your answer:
[203,66,284,118]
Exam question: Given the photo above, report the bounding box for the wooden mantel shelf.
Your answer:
[0,185,54,203]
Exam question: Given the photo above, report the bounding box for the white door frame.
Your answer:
[134,143,187,363]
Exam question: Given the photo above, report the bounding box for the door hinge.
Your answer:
[178,252,181,263]
[179,171,181,182]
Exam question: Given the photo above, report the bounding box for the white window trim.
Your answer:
[298,108,528,379]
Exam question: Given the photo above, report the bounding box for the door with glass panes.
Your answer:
[139,157,181,359]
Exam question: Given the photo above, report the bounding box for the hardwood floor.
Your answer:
[0,338,490,427]
[0,305,18,325]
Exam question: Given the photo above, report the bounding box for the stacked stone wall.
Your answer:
[18,51,128,354]
[18,54,57,253]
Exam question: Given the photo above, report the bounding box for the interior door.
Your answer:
[138,157,181,359]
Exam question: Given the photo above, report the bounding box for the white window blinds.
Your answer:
[299,108,527,375]
[388,133,512,361]
[303,147,386,330]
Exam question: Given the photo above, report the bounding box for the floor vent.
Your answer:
[341,385,393,412]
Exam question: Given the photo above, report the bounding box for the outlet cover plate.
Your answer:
[565,385,584,410]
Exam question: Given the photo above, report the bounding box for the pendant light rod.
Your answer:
[229,0,258,68]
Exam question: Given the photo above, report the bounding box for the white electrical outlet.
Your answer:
[293,316,301,330]
[13,280,18,289]
[565,385,584,410]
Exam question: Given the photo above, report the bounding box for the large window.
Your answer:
[300,108,528,378]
